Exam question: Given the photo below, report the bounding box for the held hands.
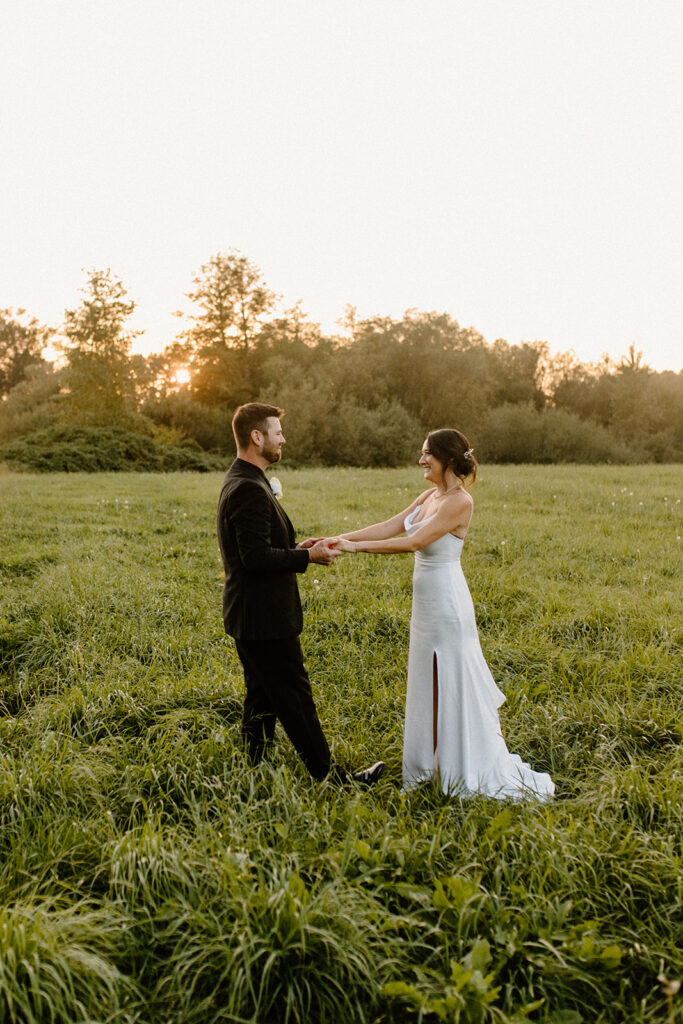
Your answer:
[326,536,357,553]
[298,537,341,566]
[297,535,358,565]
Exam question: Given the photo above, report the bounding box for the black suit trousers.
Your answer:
[234,636,332,780]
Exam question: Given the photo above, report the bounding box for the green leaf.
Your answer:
[600,944,623,966]
[433,880,451,910]
[353,839,371,861]
[464,938,492,973]
[485,807,513,839]
[380,981,425,1008]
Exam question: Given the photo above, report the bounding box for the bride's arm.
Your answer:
[338,492,473,553]
[340,489,434,542]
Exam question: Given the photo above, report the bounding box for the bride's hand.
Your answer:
[327,537,357,553]
[297,537,323,550]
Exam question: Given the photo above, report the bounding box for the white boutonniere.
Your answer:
[269,476,283,500]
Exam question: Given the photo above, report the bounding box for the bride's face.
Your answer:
[419,443,444,485]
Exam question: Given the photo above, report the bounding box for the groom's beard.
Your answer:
[262,443,282,464]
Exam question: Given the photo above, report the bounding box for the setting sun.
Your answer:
[175,368,191,385]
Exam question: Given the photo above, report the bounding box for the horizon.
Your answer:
[36,288,681,376]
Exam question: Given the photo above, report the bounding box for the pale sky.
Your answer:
[3,0,682,371]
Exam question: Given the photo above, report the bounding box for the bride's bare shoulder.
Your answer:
[416,486,437,505]
[443,487,473,516]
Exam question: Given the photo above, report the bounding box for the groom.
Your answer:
[217,402,384,786]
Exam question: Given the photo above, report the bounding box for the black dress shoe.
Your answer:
[351,761,385,786]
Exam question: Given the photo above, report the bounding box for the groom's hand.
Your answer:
[297,537,323,549]
[307,539,341,565]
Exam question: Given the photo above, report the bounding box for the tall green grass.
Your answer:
[0,465,681,1022]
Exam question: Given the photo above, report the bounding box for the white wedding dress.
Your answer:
[402,505,554,800]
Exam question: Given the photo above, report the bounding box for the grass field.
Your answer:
[0,464,681,1024]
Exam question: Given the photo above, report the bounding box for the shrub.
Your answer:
[474,404,634,463]
[0,425,224,472]
[0,364,62,444]
[142,393,235,453]
[331,398,423,466]
[259,370,423,466]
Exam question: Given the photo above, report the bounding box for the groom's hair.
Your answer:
[232,403,284,449]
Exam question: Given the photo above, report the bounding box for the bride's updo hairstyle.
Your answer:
[426,428,478,485]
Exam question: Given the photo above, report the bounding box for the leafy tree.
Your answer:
[257,304,338,398]
[337,303,359,342]
[190,347,257,407]
[334,311,493,431]
[181,250,277,404]
[60,269,140,426]
[185,250,276,352]
[258,302,322,352]
[551,354,616,426]
[133,341,194,403]
[0,362,62,443]
[257,363,422,466]
[645,370,683,460]
[0,308,50,396]
[609,346,652,440]
[489,339,547,409]
[606,346,678,458]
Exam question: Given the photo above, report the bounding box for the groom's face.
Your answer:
[260,417,285,464]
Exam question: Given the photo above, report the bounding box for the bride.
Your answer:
[331,428,554,801]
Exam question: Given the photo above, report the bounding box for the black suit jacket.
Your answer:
[217,458,310,640]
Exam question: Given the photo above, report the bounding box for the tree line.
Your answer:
[1,251,681,469]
